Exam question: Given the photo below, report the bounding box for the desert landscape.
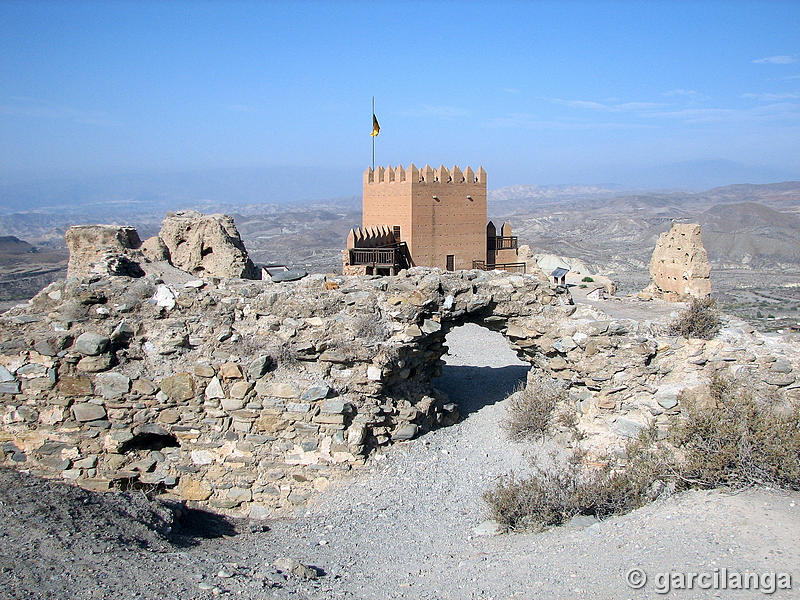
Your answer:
[0,206,798,598]
[3,180,799,330]
[2,1,800,598]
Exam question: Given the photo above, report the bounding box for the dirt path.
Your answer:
[569,283,685,323]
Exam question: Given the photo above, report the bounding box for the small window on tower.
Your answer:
[393,226,401,241]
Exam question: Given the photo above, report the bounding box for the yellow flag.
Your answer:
[371,113,380,137]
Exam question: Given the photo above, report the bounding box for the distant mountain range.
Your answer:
[490,181,800,215]
[498,181,800,278]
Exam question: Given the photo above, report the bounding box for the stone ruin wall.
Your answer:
[0,267,573,516]
[65,211,257,281]
[1,266,798,519]
[643,223,712,301]
[2,213,799,519]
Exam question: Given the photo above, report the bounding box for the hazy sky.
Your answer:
[1,0,799,189]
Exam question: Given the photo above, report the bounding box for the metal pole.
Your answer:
[372,96,375,170]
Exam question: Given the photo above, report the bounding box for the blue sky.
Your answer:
[1,0,799,191]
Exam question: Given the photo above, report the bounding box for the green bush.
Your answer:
[581,276,594,282]
[669,297,721,339]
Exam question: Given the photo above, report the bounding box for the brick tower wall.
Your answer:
[362,164,487,270]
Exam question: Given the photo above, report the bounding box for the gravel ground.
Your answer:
[2,323,799,599]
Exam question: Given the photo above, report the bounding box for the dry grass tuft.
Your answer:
[669,297,721,339]
[485,427,671,530]
[502,377,566,441]
[672,375,800,490]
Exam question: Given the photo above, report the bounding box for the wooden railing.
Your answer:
[349,242,410,269]
[497,236,518,250]
[350,247,399,266]
[487,236,518,251]
[472,260,526,273]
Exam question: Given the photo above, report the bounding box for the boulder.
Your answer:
[517,245,549,281]
[74,332,110,356]
[158,211,257,279]
[140,236,170,262]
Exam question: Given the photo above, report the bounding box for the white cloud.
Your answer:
[552,98,664,112]
[502,87,520,94]
[649,102,800,124]
[742,92,800,101]
[555,99,607,110]
[662,89,709,101]
[615,102,664,111]
[752,55,797,64]
[485,112,657,130]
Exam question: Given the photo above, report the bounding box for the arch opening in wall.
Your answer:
[434,321,530,419]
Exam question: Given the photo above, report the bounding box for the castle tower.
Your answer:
[360,163,488,271]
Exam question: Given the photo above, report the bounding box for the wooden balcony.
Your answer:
[349,242,410,272]
[487,236,518,251]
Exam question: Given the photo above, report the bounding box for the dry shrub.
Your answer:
[503,377,566,441]
[669,297,721,339]
[275,343,299,366]
[485,427,672,530]
[671,375,800,490]
[349,311,392,342]
[487,375,800,530]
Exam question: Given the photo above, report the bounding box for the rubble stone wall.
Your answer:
[1,267,797,519]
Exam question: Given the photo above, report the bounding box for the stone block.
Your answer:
[72,402,107,422]
[179,477,213,501]
[160,373,195,401]
[301,384,330,401]
[204,376,225,399]
[76,353,113,372]
[74,332,110,356]
[94,372,131,400]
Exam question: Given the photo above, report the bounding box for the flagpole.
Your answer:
[372,96,375,171]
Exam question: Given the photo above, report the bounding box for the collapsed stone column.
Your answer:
[65,225,146,279]
[65,211,259,282]
[641,223,711,301]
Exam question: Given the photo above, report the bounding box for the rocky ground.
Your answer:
[2,323,799,599]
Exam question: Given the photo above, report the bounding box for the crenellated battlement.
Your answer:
[346,224,396,249]
[364,164,487,185]
[357,161,489,273]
